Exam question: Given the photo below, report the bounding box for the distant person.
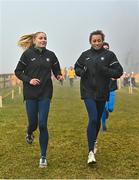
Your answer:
[131,72,136,87]
[14,32,63,168]
[67,66,76,87]
[101,42,118,131]
[123,72,129,87]
[128,72,135,94]
[74,30,123,164]
[60,68,65,86]
[63,67,68,80]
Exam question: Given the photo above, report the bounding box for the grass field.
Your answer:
[0,79,139,179]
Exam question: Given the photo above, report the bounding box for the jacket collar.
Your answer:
[31,46,47,54]
[90,47,104,53]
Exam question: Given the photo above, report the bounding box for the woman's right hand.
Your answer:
[29,78,40,86]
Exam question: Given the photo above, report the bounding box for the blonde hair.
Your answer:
[17,32,46,49]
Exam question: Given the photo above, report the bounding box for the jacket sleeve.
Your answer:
[99,52,123,79]
[74,53,87,77]
[14,53,32,83]
[51,53,62,78]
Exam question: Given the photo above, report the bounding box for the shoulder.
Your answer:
[21,47,35,56]
[20,47,38,61]
[102,49,117,61]
[79,49,91,58]
[45,49,56,56]
[82,49,91,55]
[45,49,58,62]
[105,49,116,57]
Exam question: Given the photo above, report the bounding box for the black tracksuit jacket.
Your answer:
[74,47,123,101]
[109,79,118,91]
[14,47,61,100]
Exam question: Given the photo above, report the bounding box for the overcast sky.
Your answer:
[0,0,139,73]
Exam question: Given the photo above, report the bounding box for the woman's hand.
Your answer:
[57,75,64,81]
[29,78,40,86]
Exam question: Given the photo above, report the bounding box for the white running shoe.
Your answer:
[87,151,96,164]
[39,157,47,168]
[94,141,97,154]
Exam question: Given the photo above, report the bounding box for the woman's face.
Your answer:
[90,34,103,50]
[33,32,47,48]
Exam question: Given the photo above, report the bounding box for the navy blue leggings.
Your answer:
[25,98,50,158]
[84,99,105,152]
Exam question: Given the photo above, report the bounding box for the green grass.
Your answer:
[0,80,139,179]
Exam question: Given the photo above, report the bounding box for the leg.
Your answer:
[38,98,50,158]
[71,78,74,87]
[25,100,38,135]
[84,99,97,152]
[101,105,107,131]
[96,101,106,138]
[107,91,115,112]
[69,78,74,87]
[69,79,71,87]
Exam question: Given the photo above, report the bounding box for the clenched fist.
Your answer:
[29,78,40,86]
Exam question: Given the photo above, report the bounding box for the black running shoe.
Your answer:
[26,134,34,144]
[102,126,107,132]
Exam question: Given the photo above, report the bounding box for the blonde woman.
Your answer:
[15,32,63,168]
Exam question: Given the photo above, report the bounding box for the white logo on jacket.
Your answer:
[31,58,36,61]
[85,57,90,61]
[101,57,105,61]
[46,58,50,62]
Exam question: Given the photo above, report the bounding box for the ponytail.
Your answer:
[17,34,34,49]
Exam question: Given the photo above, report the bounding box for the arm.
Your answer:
[99,52,123,79]
[74,53,87,77]
[14,53,32,83]
[51,53,62,80]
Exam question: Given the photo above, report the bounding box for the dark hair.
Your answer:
[103,42,109,48]
[89,30,105,43]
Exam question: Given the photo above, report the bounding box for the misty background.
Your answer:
[0,0,139,74]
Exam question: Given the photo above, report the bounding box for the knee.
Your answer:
[29,123,38,131]
[39,123,47,131]
[88,118,97,126]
